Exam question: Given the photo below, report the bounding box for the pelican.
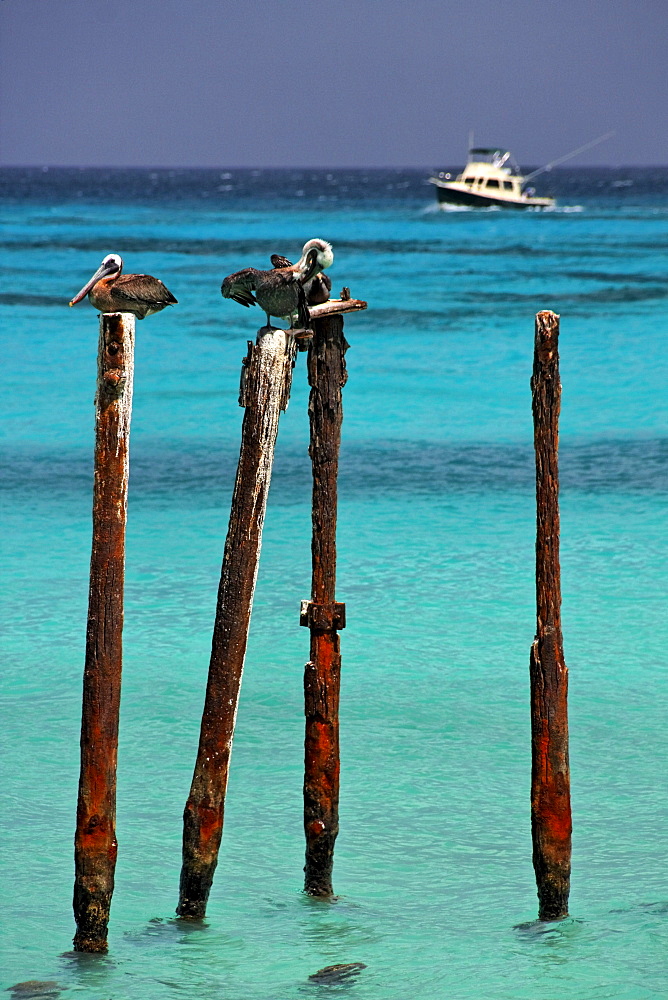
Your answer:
[221,239,333,328]
[69,254,177,319]
[270,247,332,306]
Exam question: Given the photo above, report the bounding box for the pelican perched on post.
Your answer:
[270,241,332,306]
[69,254,177,319]
[221,239,334,329]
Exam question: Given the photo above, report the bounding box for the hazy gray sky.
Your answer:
[1,0,665,167]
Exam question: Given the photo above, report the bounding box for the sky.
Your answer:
[0,0,666,168]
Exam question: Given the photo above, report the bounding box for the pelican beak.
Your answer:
[69,262,113,306]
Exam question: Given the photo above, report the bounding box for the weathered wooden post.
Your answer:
[177,326,297,919]
[529,310,572,921]
[300,295,365,896]
[73,313,134,952]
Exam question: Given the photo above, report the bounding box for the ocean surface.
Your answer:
[1,166,667,1000]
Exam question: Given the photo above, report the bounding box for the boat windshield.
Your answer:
[467,148,521,174]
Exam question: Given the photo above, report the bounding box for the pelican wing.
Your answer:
[221,268,260,307]
[270,254,293,269]
[112,274,178,306]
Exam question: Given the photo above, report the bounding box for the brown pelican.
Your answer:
[270,245,332,306]
[69,254,177,319]
[221,239,334,328]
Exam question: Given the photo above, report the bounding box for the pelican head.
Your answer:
[69,253,123,306]
[99,253,123,275]
[301,239,333,271]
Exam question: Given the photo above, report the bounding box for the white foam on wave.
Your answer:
[420,201,585,215]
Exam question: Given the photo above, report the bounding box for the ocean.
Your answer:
[1,166,667,1000]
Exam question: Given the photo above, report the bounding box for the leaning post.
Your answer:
[177,325,297,920]
[300,294,365,896]
[73,312,135,952]
[529,310,572,921]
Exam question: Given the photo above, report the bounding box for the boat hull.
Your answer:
[430,180,553,210]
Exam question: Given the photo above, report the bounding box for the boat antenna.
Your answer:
[523,131,615,182]
[468,129,474,152]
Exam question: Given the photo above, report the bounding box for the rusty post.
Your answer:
[177,326,297,919]
[529,310,572,921]
[73,313,135,952]
[301,313,348,896]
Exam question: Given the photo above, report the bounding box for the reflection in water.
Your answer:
[308,962,367,983]
[8,985,63,1000]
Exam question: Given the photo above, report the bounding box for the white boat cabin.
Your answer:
[457,148,524,197]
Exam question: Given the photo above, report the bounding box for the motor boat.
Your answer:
[429,133,615,210]
[429,147,555,209]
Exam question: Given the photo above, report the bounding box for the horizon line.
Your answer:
[0,162,662,171]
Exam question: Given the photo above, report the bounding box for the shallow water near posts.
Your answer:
[1,167,667,999]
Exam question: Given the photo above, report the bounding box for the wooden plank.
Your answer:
[308,298,367,319]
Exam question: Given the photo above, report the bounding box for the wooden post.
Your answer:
[530,310,572,921]
[73,313,135,952]
[300,313,348,896]
[177,326,296,920]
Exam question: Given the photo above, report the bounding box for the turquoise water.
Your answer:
[1,169,667,999]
